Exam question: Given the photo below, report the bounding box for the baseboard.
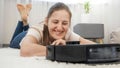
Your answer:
[0,44,9,48]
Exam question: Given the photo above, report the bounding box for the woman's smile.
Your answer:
[53,29,64,36]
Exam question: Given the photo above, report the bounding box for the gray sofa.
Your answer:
[73,23,104,43]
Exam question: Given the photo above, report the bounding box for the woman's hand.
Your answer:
[51,39,66,46]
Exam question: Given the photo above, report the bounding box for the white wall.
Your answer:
[1,0,120,44]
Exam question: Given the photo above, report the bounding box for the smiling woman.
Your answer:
[18,2,95,57]
[8,2,95,57]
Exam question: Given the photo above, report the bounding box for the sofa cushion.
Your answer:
[110,28,120,43]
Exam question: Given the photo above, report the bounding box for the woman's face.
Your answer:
[47,10,70,40]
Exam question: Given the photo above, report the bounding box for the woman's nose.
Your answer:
[56,23,63,31]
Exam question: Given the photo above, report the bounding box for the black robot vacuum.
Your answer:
[46,41,120,63]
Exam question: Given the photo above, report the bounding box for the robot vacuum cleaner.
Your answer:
[46,42,120,63]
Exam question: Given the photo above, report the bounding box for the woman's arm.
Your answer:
[80,37,96,44]
[20,35,46,57]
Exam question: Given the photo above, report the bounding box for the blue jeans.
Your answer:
[10,21,29,49]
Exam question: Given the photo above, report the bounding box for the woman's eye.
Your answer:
[53,21,58,24]
[63,22,68,25]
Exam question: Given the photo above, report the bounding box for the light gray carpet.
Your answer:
[0,48,120,68]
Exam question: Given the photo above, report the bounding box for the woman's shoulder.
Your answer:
[30,21,44,31]
[27,22,45,43]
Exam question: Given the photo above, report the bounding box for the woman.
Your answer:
[20,2,95,57]
[11,2,95,57]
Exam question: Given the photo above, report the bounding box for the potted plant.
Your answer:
[81,1,91,23]
[84,1,90,14]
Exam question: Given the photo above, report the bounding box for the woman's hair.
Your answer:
[47,2,72,19]
[43,2,72,46]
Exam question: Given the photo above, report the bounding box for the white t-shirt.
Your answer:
[21,23,81,45]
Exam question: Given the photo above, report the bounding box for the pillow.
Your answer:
[110,28,120,43]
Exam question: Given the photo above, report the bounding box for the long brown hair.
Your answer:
[43,2,72,46]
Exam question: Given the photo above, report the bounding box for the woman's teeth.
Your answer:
[56,32,61,35]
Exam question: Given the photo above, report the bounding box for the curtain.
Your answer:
[0,0,4,44]
[0,0,18,44]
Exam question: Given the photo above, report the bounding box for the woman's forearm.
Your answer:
[20,36,46,57]
[80,37,96,44]
[20,44,46,57]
